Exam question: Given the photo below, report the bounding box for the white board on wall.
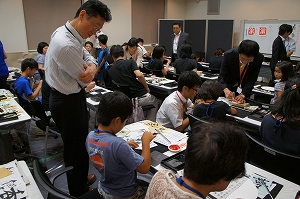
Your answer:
[241,20,300,58]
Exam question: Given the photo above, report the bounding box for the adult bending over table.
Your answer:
[218,40,264,103]
[44,0,112,196]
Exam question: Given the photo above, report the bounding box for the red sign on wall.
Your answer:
[248,27,255,36]
[259,27,267,36]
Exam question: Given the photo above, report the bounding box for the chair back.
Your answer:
[140,64,152,74]
[112,80,132,99]
[246,132,300,185]
[29,100,49,124]
[187,113,210,129]
[150,69,164,77]
[206,67,220,74]
[166,71,180,82]
[33,160,76,199]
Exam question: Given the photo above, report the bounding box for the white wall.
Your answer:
[0,0,28,53]
[184,0,300,47]
[95,0,131,46]
[165,0,186,19]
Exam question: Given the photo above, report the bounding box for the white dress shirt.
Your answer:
[44,21,97,95]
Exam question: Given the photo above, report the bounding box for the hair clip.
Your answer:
[291,84,297,90]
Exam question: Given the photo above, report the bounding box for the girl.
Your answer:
[193,80,236,121]
[173,44,198,74]
[147,46,170,76]
[260,76,300,156]
[270,61,294,104]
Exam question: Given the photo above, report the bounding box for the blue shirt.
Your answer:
[86,131,144,197]
[0,41,9,78]
[14,76,33,109]
[97,47,109,69]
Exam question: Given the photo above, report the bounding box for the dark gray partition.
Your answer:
[158,19,184,57]
[185,20,206,55]
[206,20,234,62]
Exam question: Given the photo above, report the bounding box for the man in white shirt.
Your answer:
[44,0,112,196]
[156,71,201,132]
[137,38,151,57]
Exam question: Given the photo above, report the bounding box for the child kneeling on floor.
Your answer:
[86,91,156,199]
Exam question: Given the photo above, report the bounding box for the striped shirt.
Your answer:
[44,21,97,95]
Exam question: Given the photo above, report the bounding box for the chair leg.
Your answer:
[44,126,49,166]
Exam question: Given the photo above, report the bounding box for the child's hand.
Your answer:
[141,131,156,143]
[127,140,139,148]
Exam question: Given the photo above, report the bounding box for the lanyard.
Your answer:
[206,102,214,117]
[176,176,205,199]
[176,91,185,106]
[64,25,76,38]
[94,128,114,135]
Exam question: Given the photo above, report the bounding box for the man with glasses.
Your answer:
[218,40,264,103]
[156,71,202,132]
[44,0,112,196]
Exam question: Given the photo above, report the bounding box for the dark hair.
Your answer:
[238,40,260,57]
[75,0,112,22]
[215,48,225,56]
[37,42,49,54]
[184,122,248,185]
[84,41,93,48]
[21,58,38,72]
[177,71,202,92]
[276,61,294,81]
[173,22,181,28]
[137,38,144,43]
[97,91,133,126]
[179,44,193,59]
[279,24,292,35]
[271,75,300,128]
[127,37,138,48]
[98,34,108,45]
[152,46,165,60]
[110,45,124,59]
[197,80,222,101]
[295,63,300,73]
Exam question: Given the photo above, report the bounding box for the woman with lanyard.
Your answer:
[218,40,264,103]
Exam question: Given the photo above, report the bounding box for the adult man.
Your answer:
[269,24,292,84]
[171,22,192,63]
[218,40,264,103]
[156,71,202,132]
[44,0,112,196]
[109,45,160,122]
[285,25,296,60]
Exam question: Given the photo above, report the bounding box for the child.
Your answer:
[146,122,248,199]
[147,46,170,76]
[85,91,156,198]
[173,44,198,74]
[84,41,93,54]
[96,34,109,86]
[193,80,236,121]
[14,58,42,114]
[270,61,294,104]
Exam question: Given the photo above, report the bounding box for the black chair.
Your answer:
[29,100,61,166]
[140,64,152,74]
[166,71,180,82]
[246,132,300,185]
[206,67,220,74]
[151,69,164,77]
[33,159,76,199]
[187,113,210,129]
[111,80,155,111]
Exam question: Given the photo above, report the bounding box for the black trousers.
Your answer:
[50,89,89,197]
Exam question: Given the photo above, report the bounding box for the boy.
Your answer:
[96,34,109,86]
[86,91,156,198]
[146,122,248,198]
[14,58,42,114]
[156,71,202,132]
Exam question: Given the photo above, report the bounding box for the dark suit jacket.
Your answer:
[218,48,264,97]
[209,55,224,69]
[171,32,192,57]
[269,36,287,70]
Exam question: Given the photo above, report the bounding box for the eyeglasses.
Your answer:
[90,19,101,31]
[190,87,199,92]
[239,55,254,63]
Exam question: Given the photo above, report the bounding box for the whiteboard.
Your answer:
[241,20,300,58]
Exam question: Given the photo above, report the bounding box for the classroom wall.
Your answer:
[0,0,28,53]
[184,0,300,48]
